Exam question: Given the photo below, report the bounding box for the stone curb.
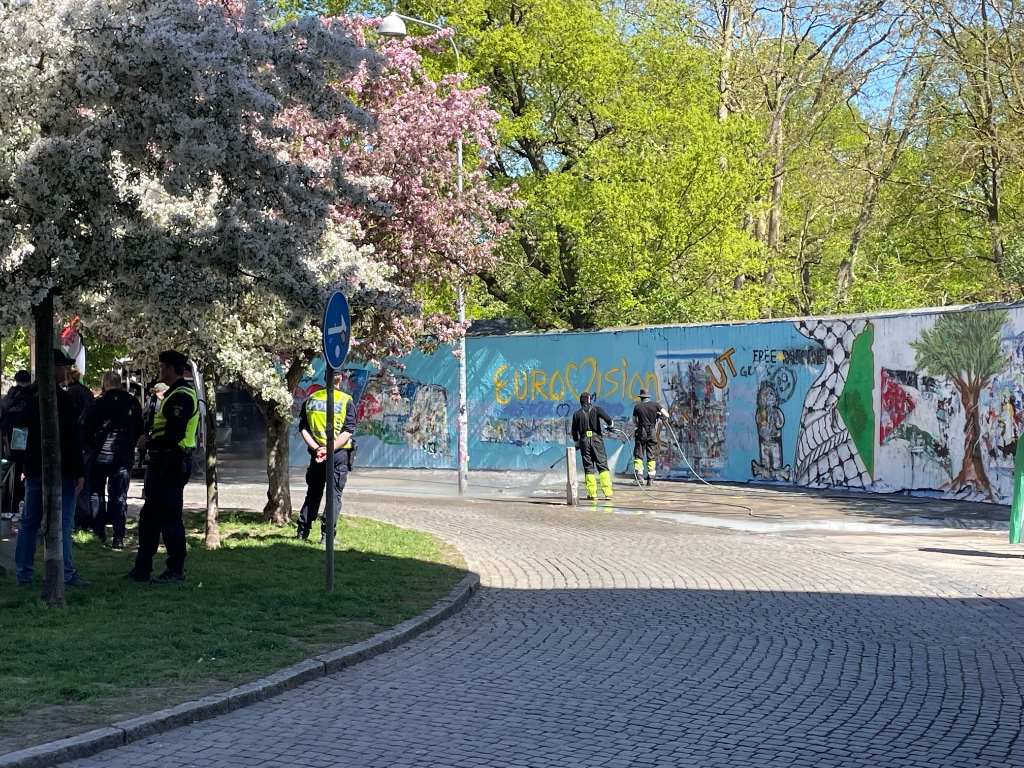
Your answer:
[0,571,480,768]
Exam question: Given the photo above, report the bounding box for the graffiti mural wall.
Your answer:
[291,303,1024,504]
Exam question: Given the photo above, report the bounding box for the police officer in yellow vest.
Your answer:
[126,350,199,585]
[296,369,356,545]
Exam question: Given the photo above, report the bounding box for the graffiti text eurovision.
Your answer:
[493,358,659,405]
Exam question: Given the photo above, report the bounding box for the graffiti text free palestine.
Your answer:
[493,359,660,405]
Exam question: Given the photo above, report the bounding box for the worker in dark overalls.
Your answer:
[570,392,614,500]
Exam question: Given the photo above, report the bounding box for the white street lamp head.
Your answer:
[377,12,407,38]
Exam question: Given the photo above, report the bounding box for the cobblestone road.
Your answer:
[63,492,1024,768]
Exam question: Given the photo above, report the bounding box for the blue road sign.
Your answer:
[322,291,351,370]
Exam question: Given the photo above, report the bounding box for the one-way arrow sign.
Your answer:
[323,291,351,370]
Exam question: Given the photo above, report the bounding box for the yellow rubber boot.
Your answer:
[633,458,644,484]
[599,470,613,499]
[584,473,598,499]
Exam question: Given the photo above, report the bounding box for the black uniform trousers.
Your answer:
[633,424,658,463]
[297,457,348,537]
[134,451,191,575]
[579,434,609,476]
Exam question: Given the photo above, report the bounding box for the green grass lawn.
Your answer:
[0,511,465,751]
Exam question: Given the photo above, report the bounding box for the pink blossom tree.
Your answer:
[219,17,513,523]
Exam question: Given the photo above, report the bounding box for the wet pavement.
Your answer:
[6,464,1024,768]
[192,464,1012,534]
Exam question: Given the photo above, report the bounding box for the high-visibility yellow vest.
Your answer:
[152,384,199,451]
[305,389,353,449]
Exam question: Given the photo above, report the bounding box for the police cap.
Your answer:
[158,350,189,370]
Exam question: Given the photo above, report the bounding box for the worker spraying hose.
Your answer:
[631,388,669,486]
[571,392,615,500]
[625,407,779,519]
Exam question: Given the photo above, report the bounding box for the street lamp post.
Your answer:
[378,12,469,495]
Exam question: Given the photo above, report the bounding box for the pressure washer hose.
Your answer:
[621,418,788,518]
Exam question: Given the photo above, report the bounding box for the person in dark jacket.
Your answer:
[14,349,89,587]
[631,388,669,486]
[88,371,143,548]
[1,369,31,516]
[65,366,95,532]
[570,392,614,500]
[0,369,31,417]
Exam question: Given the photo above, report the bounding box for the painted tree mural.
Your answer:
[911,310,1008,498]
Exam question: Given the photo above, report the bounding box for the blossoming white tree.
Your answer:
[162,19,513,528]
[0,0,384,605]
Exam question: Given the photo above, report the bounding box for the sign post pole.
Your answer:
[322,291,351,593]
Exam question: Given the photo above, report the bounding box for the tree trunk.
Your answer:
[203,363,220,549]
[767,136,785,252]
[989,161,1004,275]
[717,3,735,122]
[951,383,993,499]
[33,293,65,608]
[263,409,292,524]
[241,356,311,525]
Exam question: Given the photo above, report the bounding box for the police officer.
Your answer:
[632,388,669,486]
[295,370,357,545]
[125,350,199,585]
[570,392,614,500]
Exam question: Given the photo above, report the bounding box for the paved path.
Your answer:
[57,474,1024,768]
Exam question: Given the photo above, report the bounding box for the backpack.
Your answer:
[0,387,35,464]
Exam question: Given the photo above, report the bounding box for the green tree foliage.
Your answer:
[310,0,1024,326]
[0,327,29,382]
[368,0,764,329]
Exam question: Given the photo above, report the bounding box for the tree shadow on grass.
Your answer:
[0,515,466,755]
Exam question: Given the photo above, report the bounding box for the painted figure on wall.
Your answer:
[751,380,791,481]
[911,310,1008,499]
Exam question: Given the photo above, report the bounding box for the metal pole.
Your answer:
[324,369,335,593]
[383,14,469,495]
[566,447,578,506]
[457,134,468,495]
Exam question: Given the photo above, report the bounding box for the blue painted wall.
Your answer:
[291,304,1024,505]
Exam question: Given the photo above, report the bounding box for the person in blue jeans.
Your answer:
[15,348,89,587]
[87,371,143,549]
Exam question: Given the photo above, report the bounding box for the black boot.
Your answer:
[318,527,337,546]
[296,525,309,541]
